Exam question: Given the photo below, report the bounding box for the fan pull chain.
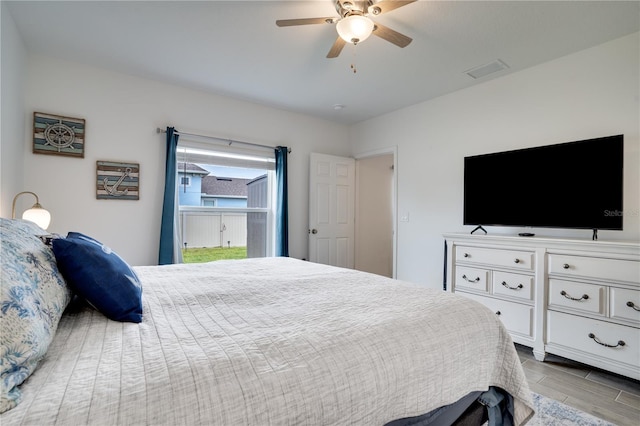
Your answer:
[350,43,358,74]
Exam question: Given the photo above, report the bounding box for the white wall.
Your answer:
[22,56,350,265]
[7,21,639,280]
[1,3,27,217]
[350,33,640,289]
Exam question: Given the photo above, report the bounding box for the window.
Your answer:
[176,140,275,263]
[180,176,191,187]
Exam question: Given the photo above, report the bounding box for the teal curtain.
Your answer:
[275,146,289,257]
[158,127,180,264]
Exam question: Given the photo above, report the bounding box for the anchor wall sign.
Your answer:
[96,161,139,200]
[33,112,85,158]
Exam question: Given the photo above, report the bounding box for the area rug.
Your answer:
[527,392,616,425]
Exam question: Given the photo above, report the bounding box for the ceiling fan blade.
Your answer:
[368,0,417,16]
[327,37,347,58]
[372,22,412,48]
[276,17,336,27]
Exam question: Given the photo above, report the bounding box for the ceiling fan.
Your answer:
[276,0,416,58]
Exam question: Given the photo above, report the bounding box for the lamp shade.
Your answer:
[22,205,51,230]
[12,191,52,230]
[336,15,374,44]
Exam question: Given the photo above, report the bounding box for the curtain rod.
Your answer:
[156,128,291,153]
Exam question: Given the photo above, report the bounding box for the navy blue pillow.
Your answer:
[52,232,142,323]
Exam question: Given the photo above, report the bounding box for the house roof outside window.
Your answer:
[178,162,209,175]
[179,162,267,199]
[201,176,250,198]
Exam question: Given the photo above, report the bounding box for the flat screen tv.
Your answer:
[463,135,623,232]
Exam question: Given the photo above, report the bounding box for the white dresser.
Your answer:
[444,233,640,380]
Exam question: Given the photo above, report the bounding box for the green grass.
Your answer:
[182,246,247,263]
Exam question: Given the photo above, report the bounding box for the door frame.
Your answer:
[354,146,398,279]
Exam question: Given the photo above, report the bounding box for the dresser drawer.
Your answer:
[547,311,640,370]
[456,246,533,271]
[548,279,605,316]
[460,292,533,338]
[611,287,640,325]
[492,271,534,302]
[454,266,489,293]
[548,254,640,284]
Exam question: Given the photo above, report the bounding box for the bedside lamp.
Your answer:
[12,191,51,230]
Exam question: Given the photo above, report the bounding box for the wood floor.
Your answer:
[515,344,640,426]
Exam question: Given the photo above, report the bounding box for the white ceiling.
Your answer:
[6,1,639,125]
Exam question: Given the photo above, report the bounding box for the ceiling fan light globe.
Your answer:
[336,15,374,44]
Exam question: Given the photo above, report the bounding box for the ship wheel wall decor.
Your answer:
[33,112,85,158]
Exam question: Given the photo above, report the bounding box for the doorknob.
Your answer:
[310,229,318,234]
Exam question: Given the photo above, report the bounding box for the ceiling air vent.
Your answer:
[465,59,509,79]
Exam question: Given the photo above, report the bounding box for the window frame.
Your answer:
[176,139,276,258]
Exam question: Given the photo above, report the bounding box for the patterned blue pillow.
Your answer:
[0,219,72,413]
[52,232,142,323]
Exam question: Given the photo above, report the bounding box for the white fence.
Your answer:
[180,210,247,248]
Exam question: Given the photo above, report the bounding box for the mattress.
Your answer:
[1,257,534,425]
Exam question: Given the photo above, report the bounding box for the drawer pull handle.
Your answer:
[502,281,523,290]
[463,253,470,258]
[495,311,501,316]
[563,263,570,269]
[588,333,625,348]
[514,259,521,264]
[462,274,480,283]
[626,301,640,312]
[560,290,589,301]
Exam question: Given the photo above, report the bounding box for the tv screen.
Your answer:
[463,135,623,231]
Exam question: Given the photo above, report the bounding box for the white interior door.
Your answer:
[309,153,355,268]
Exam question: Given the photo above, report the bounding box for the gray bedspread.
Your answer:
[1,257,534,425]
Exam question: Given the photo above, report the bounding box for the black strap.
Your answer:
[443,240,448,291]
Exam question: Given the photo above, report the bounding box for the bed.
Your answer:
[1,218,534,425]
